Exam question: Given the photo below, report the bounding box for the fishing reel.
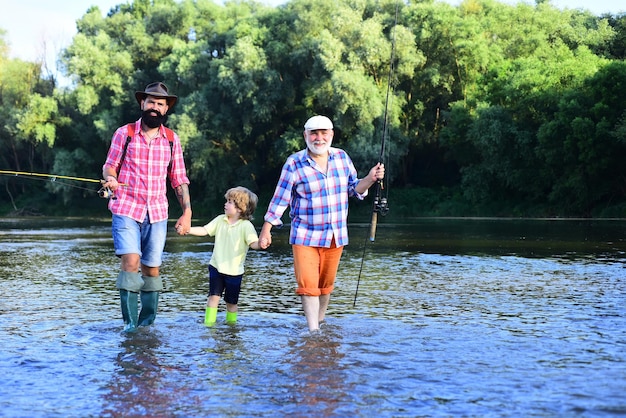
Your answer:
[98,186,115,199]
[98,180,117,200]
[373,196,389,216]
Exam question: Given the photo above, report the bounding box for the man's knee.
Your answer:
[121,254,141,272]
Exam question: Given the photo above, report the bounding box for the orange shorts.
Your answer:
[292,240,344,296]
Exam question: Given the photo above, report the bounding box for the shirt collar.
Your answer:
[299,147,337,164]
[220,214,242,225]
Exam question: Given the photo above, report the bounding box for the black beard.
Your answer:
[141,109,167,128]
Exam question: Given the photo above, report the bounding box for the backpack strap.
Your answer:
[118,123,175,176]
[117,124,134,176]
[163,127,175,175]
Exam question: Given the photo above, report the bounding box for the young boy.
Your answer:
[188,186,261,325]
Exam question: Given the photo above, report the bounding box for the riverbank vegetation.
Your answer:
[1,0,625,219]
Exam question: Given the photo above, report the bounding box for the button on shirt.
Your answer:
[264,148,366,247]
[103,120,190,223]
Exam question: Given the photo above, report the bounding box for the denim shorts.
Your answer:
[112,214,168,267]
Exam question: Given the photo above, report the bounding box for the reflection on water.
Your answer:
[103,330,200,417]
[0,217,625,417]
[282,325,349,416]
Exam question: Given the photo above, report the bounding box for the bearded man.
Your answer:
[102,82,192,332]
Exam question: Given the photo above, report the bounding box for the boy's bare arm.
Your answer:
[188,226,208,236]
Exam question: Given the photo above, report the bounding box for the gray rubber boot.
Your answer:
[116,271,144,333]
[138,276,163,327]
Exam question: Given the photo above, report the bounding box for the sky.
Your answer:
[1,0,624,72]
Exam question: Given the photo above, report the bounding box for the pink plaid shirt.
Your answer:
[103,120,190,223]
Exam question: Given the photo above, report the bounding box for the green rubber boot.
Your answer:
[138,291,159,326]
[226,311,238,324]
[204,307,217,326]
[116,271,144,333]
[120,289,139,333]
[138,275,163,327]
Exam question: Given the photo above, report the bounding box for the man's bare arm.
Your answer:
[174,183,192,235]
[175,183,192,213]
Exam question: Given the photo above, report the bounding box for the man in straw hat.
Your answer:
[102,82,192,332]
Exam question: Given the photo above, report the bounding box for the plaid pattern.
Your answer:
[264,148,366,247]
[103,120,190,223]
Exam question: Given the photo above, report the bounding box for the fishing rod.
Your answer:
[0,170,104,184]
[368,59,393,242]
[0,170,120,199]
[354,1,397,307]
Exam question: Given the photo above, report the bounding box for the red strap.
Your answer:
[127,123,173,142]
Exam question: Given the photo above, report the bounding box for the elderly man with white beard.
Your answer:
[258,115,384,333]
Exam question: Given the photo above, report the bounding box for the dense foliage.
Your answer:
[1,0,625,218]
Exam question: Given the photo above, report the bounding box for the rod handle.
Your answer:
[369,211,378,242]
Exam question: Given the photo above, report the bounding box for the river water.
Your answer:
[0,217,625,417]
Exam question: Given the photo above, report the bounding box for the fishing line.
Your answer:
[1,174,98,194]
[354,1,398,307]
[0,170,124,199]
[0,170,103,183]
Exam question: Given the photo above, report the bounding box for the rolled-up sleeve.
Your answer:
[264,160,296,227]
[103,126,127,173]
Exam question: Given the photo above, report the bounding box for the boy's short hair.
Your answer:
[225,186,258,220]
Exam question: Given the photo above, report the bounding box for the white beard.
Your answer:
[307,140,331,156]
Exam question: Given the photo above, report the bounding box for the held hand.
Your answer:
[258,222,273,249]
[259,231,272,249]
[175,215,191,235]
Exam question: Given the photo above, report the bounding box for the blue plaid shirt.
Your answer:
[264,148,366,247]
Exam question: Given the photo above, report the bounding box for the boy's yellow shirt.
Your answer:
[203,214,258,276]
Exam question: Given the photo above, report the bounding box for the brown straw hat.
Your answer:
[135,82,178,108]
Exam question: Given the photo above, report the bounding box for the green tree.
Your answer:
[602,13,626,59]
[537,62,626,215]
[0,29,66,202]
[436,0,616,215]
[3,0,625,217]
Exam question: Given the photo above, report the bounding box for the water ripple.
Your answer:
[1,218,625,417]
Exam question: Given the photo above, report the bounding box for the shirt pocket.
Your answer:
[300,170,326,198]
